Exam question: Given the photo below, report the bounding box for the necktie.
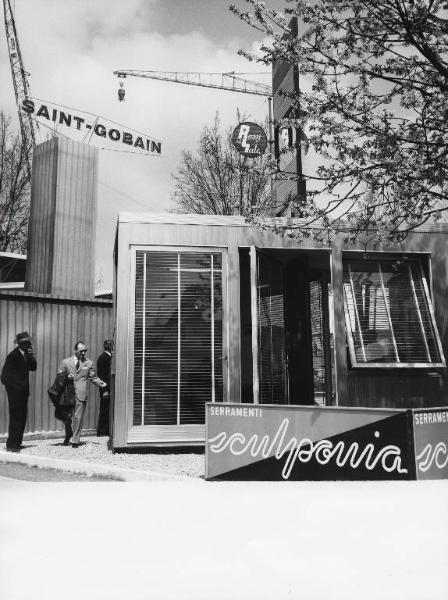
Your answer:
[76,359,80,371]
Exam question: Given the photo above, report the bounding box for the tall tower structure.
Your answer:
[25,138,98,299]
[272,17,306,216]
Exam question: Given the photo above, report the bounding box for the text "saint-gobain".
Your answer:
[21,99,161,155]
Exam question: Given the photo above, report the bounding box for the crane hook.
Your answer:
[118,82,125,102]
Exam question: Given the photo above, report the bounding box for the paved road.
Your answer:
[0,461,118,482]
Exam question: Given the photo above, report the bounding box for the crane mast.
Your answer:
[3,0,39,176]
[114,70,272,97]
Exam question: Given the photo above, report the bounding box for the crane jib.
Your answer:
[21,99,162,155]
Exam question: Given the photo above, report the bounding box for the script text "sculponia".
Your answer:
[209,418,408,479]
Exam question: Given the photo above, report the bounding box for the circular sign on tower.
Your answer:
[231,122,268,157]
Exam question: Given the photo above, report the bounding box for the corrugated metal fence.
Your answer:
[0,291,113,437]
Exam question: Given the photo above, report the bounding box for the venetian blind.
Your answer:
[133,250,223,427]
[310,280,326,404]
[343,259,444,366]
[257,254,287,404]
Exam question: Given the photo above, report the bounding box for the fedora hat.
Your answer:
[14,331,32,344]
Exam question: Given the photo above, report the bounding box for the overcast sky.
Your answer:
[0,0,285,289]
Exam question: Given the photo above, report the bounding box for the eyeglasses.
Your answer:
[78,349,87,353]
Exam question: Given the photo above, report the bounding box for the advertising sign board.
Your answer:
[231,122,268,157]
[275,120,309,161]
[205,404,414,481]
[413,408,448,480]
[21,98,162,156]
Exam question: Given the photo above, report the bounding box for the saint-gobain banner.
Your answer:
[413,408,448,480]
[21,98,162,156]
[205,404,414,481]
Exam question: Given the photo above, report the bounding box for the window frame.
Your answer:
[127,245,229,436]
[342,252,446,369]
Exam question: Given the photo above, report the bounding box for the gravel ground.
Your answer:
[7,436,205,478]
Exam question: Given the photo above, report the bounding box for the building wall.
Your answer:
[0,291,113,437]
[25,138,98,299]
[114,215,448,447]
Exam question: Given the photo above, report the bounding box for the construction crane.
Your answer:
[114,69,274,155]
[113,70,272,98]
[2,0,39,177]
[2,3,160,169]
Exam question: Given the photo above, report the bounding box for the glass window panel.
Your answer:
[257,254,287,404]
[133,250,223,426]
[132,251,145,426]
[310,280,326,405]
[343,258,444,366]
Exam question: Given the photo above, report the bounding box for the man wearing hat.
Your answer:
[1,332,37,452]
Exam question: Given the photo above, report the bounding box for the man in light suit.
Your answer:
[58,341,106,448]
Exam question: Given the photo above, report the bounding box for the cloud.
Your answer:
[1,0,272,288]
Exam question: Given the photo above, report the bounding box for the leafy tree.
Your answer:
[231,0,448,244]
[0,111,31,253]
[173,113,276,217]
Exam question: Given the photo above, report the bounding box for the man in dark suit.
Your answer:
[1,331,37,452]
[96,339,113,436]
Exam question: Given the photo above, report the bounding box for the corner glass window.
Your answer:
[133,250,223,426]
[343,257,445,368]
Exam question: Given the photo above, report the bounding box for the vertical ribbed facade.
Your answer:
[0,292,113,437]
[25,138,98,299]
[25,139,58,293]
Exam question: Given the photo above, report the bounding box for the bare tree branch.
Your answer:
[0,111,31,254]
[172,113,277,217]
